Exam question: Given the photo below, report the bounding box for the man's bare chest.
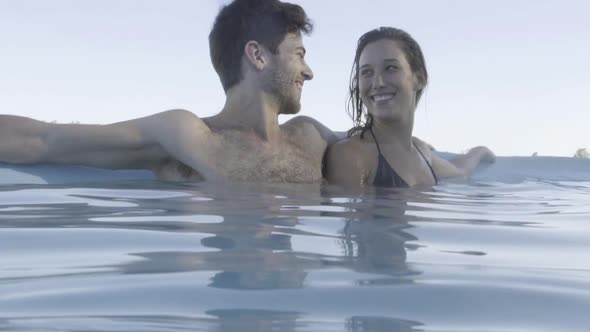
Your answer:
[212,132,325,183]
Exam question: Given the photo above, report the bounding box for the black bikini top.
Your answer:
[369,128,439,187]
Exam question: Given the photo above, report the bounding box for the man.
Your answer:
[0,0,338,183]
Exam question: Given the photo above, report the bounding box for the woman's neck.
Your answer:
[369,117,414,150]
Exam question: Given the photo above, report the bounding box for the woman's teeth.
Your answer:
[372,94,394,102]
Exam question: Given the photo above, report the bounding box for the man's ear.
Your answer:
[244,41,265,70]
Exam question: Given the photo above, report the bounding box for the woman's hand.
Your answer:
[468,146,496,163]
[432,146,496,179]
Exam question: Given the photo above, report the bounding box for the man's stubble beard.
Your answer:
[264,66,301,115]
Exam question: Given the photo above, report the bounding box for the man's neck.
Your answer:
[207,85,282,142]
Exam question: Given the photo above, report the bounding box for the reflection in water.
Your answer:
[0,180,588,331]
[325,188,428,283]
[0,183,432,332]
[206,309,302,332]
[347,316,423,332]
[205,310,424,332]
[111,185,432,290]
[340,218,418,281]
[0,313,425,332]
[115,212,315,289]
[210,270,307,290]
[200,214,312,290]
[7,182,546,331]
[90,184,321,291]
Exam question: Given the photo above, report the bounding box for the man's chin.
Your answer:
[280,101,301,115]
[281,109,301,115]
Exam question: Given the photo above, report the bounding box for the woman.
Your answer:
[326,27,494,188]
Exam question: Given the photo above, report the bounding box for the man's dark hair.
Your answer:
[209,0,313,92]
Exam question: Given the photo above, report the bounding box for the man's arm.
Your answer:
[283,116,345,145]
[0,113,166,168]
[0,115,49,164]
[0,110,220,179]
[137,110,220,180]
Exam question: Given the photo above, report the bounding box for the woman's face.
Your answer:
[358,39,421,124]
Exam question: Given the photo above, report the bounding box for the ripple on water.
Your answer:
[0,181,589,332]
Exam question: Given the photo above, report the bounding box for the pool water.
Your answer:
[1,180,589,332]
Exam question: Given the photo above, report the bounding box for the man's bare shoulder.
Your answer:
[282,115,322,126]
[144,109,211,132]
[281,116,339,145]
[281,115,323,134]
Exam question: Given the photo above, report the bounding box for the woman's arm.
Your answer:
[432,146,496,178]
[325,140,369,188]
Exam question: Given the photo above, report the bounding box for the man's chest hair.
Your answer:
[211,129,325,183]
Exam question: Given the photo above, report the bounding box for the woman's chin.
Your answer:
[370,110,406,123]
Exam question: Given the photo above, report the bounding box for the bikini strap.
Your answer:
[368,128,384,157]
[414,141,439,184]
[370,128,439,185]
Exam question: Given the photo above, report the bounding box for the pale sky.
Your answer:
[1,0,588,156]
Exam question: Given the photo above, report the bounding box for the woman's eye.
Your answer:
[360,69,372,77]
[386,65,399,71]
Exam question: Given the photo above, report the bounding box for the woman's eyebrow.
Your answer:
[360,59,400,68]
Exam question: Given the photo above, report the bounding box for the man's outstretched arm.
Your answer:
[0,114,164,168]
[0,111,219,179]
[137,110,220,180]
[0,115,49,164]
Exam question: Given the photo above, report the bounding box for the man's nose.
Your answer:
[303,62,314,81]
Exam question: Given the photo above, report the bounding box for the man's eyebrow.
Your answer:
[296,46,306,55]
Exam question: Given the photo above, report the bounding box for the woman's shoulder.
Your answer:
[412,136,435,159]
[325,134,376,186]
[329,134,374,158]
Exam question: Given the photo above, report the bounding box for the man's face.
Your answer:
[262,32,314,115]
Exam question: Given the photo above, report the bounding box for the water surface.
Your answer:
[1,180,589,331]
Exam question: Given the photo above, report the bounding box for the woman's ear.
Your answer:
[414,73,427,91]
[416,81,426,91]
[244,41,265,71]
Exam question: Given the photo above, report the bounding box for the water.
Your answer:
[1,180,589,332]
